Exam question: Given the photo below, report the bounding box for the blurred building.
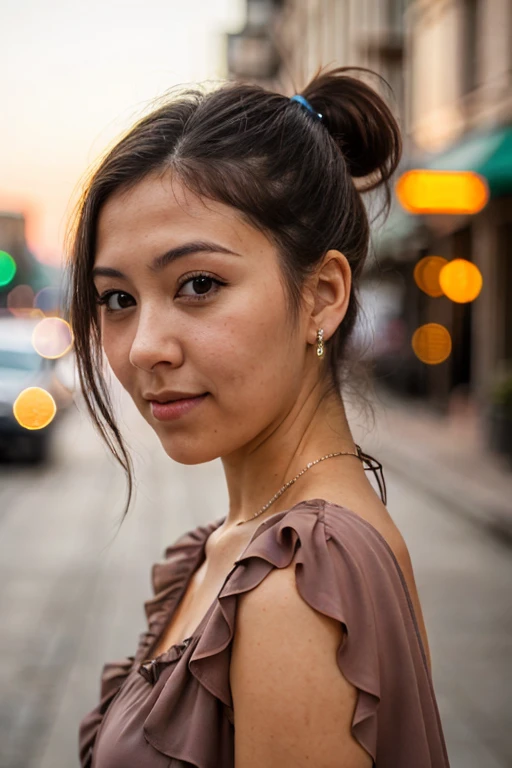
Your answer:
[0,211,62,309]
[401,0,512,417]
[227,1,406,108]
[226,0,512,434]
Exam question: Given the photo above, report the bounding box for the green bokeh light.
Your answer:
[0,251,17,287]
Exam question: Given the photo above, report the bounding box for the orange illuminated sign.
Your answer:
[396,170,489,215]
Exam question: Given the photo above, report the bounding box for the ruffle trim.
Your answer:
[136,518,225,664]
[141,500,386,767]
[78,655,136,768]
[78,518,222,768]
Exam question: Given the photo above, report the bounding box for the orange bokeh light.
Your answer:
[439,259,483,303]
[13,387,57,430]
[412,323,452,365]
[396,170,489,215]
[413,256,448,297]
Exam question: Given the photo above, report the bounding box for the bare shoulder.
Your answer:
[230,561,373,768]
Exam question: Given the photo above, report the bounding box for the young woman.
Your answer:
[71,67,450,767]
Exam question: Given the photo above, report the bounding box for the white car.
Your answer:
[0,315,74,463]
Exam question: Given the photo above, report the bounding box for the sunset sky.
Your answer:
[1,0,244,266]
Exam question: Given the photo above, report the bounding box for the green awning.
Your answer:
[428,124,512,196]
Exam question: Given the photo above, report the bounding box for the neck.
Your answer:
[220,383,363,531]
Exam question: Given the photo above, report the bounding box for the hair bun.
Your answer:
[301,66,402,191]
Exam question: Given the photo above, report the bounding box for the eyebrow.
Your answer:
[92,240,242,279]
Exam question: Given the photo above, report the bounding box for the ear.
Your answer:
[307,250,351,345]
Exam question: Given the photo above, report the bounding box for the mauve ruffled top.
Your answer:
[78,497,451,768]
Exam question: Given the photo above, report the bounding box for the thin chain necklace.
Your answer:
[235,448,363,526]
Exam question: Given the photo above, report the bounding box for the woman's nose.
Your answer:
[128,312,184,371]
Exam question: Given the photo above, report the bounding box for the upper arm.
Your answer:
[230,563,373,768]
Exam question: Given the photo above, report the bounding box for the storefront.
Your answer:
[369,125,512,418]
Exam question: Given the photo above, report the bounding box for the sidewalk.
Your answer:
[349,388,512,544]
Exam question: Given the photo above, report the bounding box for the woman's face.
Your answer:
[93,172,312,464]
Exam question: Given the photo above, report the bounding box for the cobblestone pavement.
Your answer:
[0,392,510,767]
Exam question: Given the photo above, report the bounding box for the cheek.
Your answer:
[201,305,296,406]
[101,328,132,385]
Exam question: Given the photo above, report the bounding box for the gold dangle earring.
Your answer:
[316,328,325,357]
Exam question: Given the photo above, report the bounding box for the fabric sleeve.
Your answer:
[185,499,451,767]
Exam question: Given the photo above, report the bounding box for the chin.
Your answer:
[158,437,221,466]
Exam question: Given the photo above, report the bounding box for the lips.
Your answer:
[146,391,207,403]
[150,393,208,422]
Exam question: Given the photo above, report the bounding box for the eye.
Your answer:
[95,290,135,313]
[177,272,226,301]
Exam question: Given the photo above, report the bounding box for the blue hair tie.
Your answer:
[290,94,323,121]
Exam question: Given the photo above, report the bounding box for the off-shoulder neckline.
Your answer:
[141,497,391,667]
[139,499,323,665]
[218,497,430,677]
[219,496,390,551]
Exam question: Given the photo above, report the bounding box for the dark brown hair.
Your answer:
[65,66,401,521]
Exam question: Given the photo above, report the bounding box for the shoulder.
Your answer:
[230,557,373,768]
[234,498,413,622]
[228,499,433,767]
[228,501,386,768]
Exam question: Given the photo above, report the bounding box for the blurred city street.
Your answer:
[0,393,510,768]
[1,0,511,767]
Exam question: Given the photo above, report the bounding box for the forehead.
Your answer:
[95,172,267,264]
